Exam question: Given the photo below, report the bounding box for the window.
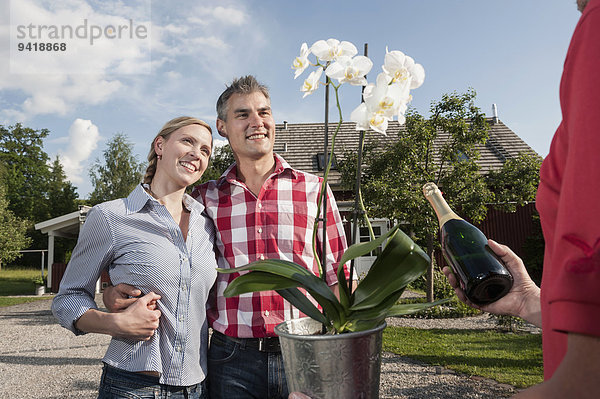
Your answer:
[359,226,382,257]
[316,153,337,171]
[456,150,469,161]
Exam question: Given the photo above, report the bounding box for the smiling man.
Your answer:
[193,75,350,399]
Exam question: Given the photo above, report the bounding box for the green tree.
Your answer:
[46,156,80,262]
[47,156,79,217]
[89,133,144,204]
[0,165,31,269]
[340,89,493,301]
[195,144,235,184]
[0,123,50,222]
[487,153,544,283]
[487,153,543,212]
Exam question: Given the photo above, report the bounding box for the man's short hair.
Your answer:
[216,75,270,121]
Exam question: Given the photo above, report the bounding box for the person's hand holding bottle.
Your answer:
[442,239,542,327]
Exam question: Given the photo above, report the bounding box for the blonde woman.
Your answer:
[52,117,217,399]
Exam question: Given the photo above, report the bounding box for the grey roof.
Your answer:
[273,118,538,188]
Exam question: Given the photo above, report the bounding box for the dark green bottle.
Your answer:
[423,183,513,305]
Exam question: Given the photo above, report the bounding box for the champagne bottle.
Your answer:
[423,182,513,305]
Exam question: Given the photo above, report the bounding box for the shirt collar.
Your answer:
[217,153,298,187]
[126,183,205,214]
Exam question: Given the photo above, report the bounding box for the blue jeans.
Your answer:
[98,364,208,399]
[208,332,289,399]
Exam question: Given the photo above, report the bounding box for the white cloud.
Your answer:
[213,138,229,151]
[58,118,101,184]
[190,36,229,49]
[0,0,268,127]
[212,6,246,26]
[188,6,246,27]
[9,0,152,74]
[165,70,182,80]
[1,0,146,120]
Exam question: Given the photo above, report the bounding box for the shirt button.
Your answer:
[182,285,187,292]
[178,314,185,322]
[176,345,182,352]
[258,203,262,209]
[259,254,265,260]
[257,227,262,234]
[265,310,270,316]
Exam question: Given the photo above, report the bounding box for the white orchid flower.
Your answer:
[382,48,425,89]
[325,56,373,86]
[350,102,390,135]
[351,73,411,134]
[366,73,411,117]
[301,68,323,98]
[310,39,357,62]
[292,42,311,79]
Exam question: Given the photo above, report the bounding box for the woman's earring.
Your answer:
[157,154,162,160]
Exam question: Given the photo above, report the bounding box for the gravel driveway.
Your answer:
[0,296,524,398]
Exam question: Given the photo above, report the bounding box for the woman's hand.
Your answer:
[75,292,161,341]
[113,292,161,340]
[103,283,158,312]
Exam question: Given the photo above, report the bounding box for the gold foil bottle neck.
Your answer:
[422,182,463,227]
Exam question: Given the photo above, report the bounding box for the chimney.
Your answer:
[283,120,288,130]
[492,104,499,124]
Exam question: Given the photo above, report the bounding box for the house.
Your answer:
[273,118,539,274]
[34,205,91,292]
[38,118,540,290]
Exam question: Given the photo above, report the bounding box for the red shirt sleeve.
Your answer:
[541,2,600,337]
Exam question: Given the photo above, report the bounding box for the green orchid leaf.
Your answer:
[347,289,405,321]
[338,224,400,266]
[219,260,335,306]
[222,271,299,297]
[339,318,384,333]
[336,261,350,310]
[289,274,345,324]
[277,288,330,326]
[340,298,450,333]
[219,259,344,328]
[350,228,430,311]
[217,259,314,277]
[384,298,451,317]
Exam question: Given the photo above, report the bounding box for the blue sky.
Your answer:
[1,0,582,198]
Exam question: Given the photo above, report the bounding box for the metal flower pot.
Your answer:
[275,317,386,399]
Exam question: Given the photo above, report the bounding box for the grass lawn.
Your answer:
[383,326,543,388]
[0,296,52,307]
[0,268,53,307]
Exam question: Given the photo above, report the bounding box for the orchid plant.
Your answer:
[219,39,447,334]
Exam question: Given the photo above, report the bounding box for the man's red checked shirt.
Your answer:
[192,154,349,338]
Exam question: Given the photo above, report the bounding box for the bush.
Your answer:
[488,314,526,332]
[409,266,455,300]
[400,296,481,319]
[32,275,46,286]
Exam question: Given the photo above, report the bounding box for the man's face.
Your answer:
[217,91,275,163]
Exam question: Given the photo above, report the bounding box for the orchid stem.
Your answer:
[312,83,344,279]
[358,189,375,240]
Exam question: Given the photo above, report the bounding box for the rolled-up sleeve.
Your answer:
[51,206,115,335]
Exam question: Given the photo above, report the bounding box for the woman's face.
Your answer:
[155,124,212,189]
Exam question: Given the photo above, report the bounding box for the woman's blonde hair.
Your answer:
[143,116,213,185]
